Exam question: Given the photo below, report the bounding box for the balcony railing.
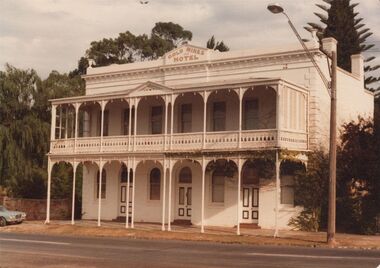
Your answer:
[50,129,307,155]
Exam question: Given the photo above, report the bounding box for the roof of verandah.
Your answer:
[49,77,308,105]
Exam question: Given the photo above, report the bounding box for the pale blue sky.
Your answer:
[1,0,379,78]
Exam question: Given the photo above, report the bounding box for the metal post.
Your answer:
[125,160,130,228]
[131,158,136,228]
[274,150,280,238]
[161,159,167,231]
[71,162,78,225]
[201,157,206,233]
[97,160,103,227]
[45,158,52,224]
[237,157,242,235]
[327,50,337,247]
[167,159,172,231]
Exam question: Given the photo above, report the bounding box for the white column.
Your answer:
[59,105,63,139]
[276,85,281,147]
[274,150,280,237]
[237,157,242,235]
[100,101,105,152]
[128,104,132,151]
[167,159,172,231]
[164,99,168,151]
[125,160,130,228]
[74,103,80,153]
[201,157,206,233]
[71,161,78,225]
[238,88,243,148]
[133,100,139,151]
[45,158,53,224]
[97,159,103,227]
[131,158,136,228]
[202,92,207,149]
[50,105,57,141]
[170,95,174,150]
[64,106,68,139]
[161,159,167,231]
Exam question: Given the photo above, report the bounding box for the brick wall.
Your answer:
[2,197,71,220]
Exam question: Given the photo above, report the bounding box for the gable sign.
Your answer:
[165,45,208,64]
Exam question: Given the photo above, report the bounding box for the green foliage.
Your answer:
[206,35,230,52]
[336,117,380,234]
[289,151,329,232]
[307,0,380,94]
[0,64,84,199]
[73,22,193,75]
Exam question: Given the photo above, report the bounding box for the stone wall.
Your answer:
[2,197,71,220]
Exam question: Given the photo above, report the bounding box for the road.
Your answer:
[0,232,379,268]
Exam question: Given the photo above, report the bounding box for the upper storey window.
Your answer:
[213,102,226,131]
[181,104,192,133]
[244,99,259,130]
[151,106,163,134]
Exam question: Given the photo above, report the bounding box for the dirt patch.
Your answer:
[1,221,379,250]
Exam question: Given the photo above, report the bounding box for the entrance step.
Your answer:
[239,223,261,229]
[172,219,192,226]
[113,216,130,223]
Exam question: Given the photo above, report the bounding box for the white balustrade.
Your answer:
[102,136,130,153]
[171,133,203,151]
[50,129,308,154]
[75,137,101,153]
[241,129,277,148]
[134,135,165,152]
[278,130,308,150]
[50,138,75,154]
[205,131,238,150]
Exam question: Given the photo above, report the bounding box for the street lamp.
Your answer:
[267,3,338,247]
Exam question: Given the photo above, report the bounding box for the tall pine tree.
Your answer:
[306,0,380,95]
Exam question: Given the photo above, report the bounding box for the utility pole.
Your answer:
[327,50,337,247]
[267,3,338,247]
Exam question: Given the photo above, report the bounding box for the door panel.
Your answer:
[241,186,259,224]
[177,184,192,220]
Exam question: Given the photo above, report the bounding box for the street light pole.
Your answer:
[267,3,337,247]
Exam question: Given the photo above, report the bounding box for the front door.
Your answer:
[241,186,259,224]
[177,185,192,220]
[119,166,133,218]
[119,183,132,217]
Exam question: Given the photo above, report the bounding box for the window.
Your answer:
[151,106,163,134]
[98,110,109,136]
[213,102,226,131]
[242,165,259,185]
[244,99,259,130]
[79,109,91,137]
[281,175,294,205]
[150,168,161,200]
[180,104,192,133]
[212,169,225,203]
[122,108,135,135]
[179,167,192,183]
[120,165,133,183]
[96,170,107,199]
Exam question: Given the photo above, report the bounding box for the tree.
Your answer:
[289,151,329,231]
[336,117,380,234]
[306,0,380,94]
[206,35,230,52]
[0,65,84,199]
[72,22,193,75]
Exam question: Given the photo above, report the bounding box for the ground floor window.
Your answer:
[281,175,294,205]
[212,170,225,203]
[150,168,161,200]
[96,170,107,199]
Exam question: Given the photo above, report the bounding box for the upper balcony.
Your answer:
[49,78,309,156]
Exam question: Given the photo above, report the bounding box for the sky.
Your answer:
[1,0,379,79]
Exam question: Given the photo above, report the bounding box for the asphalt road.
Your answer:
[0,232,379,268]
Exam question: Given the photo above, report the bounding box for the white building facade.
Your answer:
[46,38,373,233]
